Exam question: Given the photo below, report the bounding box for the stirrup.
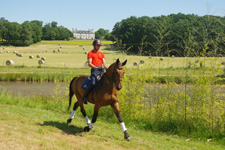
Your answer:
[82,97,88,104]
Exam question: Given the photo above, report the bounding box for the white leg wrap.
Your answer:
[88,123,94,129]
[69,110,75,119]
[85,116,91,125]
[120,122,127,133]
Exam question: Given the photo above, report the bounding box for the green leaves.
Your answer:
[0,19,73,46]
[111,13,225,56]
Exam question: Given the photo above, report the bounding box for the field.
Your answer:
[0,92,225,150]
[1,40,225,149]
[0,40,225,69]
[1,40,225,83]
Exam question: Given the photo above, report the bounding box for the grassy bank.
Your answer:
[0,66,89,82]
[1,66,225,84]
[0,91,224,150]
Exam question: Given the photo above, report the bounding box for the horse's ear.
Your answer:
[116,58,120,65]
[122,59,127,66]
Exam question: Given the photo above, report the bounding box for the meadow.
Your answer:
[1,40,225,148]
[0,91,225,150]
[1,40,225,83]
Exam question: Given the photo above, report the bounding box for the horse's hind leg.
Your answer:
[67,101,79,124]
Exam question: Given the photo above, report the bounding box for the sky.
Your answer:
[0,0,224,32]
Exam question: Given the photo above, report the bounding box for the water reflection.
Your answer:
[0,82,68,97]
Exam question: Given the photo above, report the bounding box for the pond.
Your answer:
[0,81,69,97]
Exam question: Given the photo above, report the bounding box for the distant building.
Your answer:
[72,28,95,39]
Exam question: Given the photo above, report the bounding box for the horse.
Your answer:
[67,58,131,140]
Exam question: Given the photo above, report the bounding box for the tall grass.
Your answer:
[117,57,225,143]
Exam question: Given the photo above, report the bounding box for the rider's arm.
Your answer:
[87,58,98,69]
[102,58,107,68]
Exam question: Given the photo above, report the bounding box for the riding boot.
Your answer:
[82,84,94,104]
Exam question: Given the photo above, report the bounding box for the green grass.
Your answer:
[1,42,225,83]
[40,40,114,45]
[0,91,224,150]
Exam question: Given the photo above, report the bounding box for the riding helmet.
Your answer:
[93,39,101,46]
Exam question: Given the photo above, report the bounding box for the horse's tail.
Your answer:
[68,77,77,110]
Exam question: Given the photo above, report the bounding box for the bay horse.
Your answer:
[67,59,130,140]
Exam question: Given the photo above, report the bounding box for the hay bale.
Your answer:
[172,55,175,58]
[60,46,62,48]
[13,51,16,54]
[36,55,40,58]
[133,61,138,66]
[83,47,85,50]
[140,60,144,64]
[6,60,14,66]
[3,47,5,49]
[38,60,44,64]
[148,56,152,59]
[6,51,9,53]
[58,49,61,52]
[221,61,225,65]
[0,51,3,54]
[41,57,46,61]
[29,55,33,59]
[160,57,163,61]
[53,50,56,53]
[84,52,88,54]
[16,53,23,57]
[45,50,48,52]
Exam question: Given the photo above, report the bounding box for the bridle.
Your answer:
[112,65,124,90]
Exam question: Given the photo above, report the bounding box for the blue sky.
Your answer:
[1,0,224,32]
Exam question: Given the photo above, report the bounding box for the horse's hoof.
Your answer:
[67,119,72,124]
[84,126,90,132]
[124,131,131,141]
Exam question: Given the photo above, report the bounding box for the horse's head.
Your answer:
[107,59,127,90]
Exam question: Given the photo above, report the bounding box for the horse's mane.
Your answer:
[94,62,117,93]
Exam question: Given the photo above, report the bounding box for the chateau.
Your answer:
[72,28,95,39]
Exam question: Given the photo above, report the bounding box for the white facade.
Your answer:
[72,28,95,39]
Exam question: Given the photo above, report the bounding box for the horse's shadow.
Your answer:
[38,121,84,135]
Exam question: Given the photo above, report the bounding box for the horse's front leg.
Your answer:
[111,102,131,140]
[84,104,100,132]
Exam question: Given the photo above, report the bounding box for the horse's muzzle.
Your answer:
[116,86,122,91]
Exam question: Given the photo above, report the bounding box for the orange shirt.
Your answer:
[87,50,105,66]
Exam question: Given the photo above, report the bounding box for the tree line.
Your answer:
[110,13,225,56]
[0,18,73,46]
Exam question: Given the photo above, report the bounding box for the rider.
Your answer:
[82,39,107,104]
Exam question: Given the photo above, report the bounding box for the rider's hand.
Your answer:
[96,66,102,71]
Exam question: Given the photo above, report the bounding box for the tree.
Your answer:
[0,22,3,41]
[111,13,225,56]
[30,20,43,27]
[0,18,73,46]
[20,22,33,46]
[4,22,21,44]
[95,28,110,39]
[51,21,58,28]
